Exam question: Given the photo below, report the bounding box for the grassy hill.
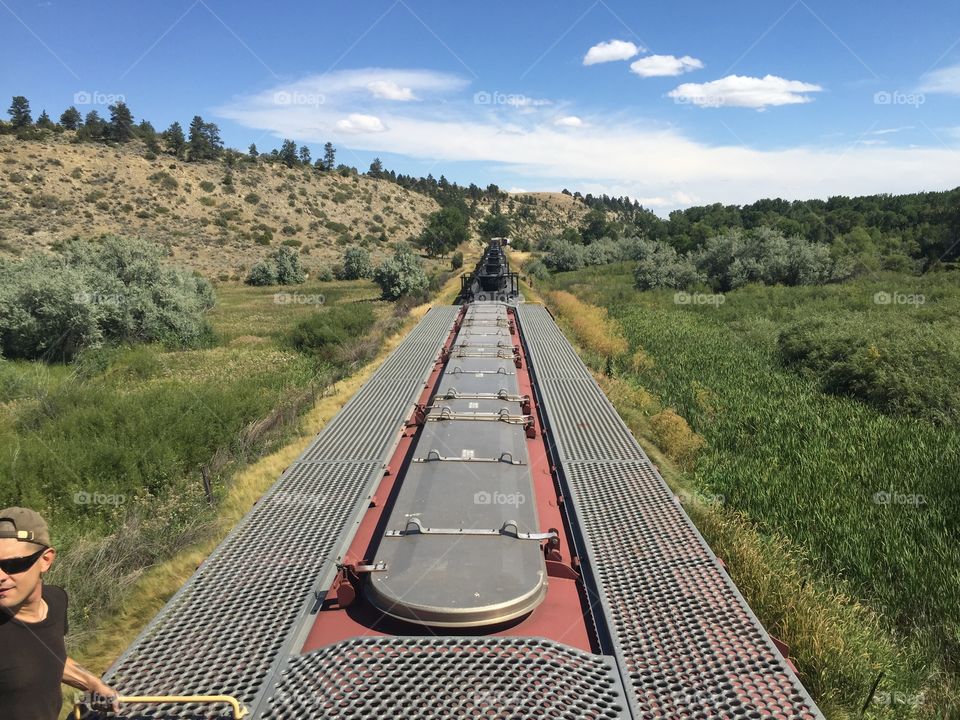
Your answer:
[502,191,591,242]
[0,136,598,279]
[0,134,440,278]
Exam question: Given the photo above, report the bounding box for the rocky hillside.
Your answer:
[0,135,440,279]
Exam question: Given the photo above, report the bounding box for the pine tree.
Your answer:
[368,157,384,178]
[187,116,208,160]
[187,116,222,161]
[78,110,106,140]
[137,119,156,138]
[163,121,186,158]
[298,145,311,165]
[35,110,56,130]
[59,106,81,130]
[322,141,336,171]
[108,101,135,142]
[8,96,32,128]
[248,143,259,160]
[278,139,298,167]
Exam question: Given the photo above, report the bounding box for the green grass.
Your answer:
[0,278,384,644]
[548,264,960,718]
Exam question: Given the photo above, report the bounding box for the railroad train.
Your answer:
[80,241,823,719]
[458,237,519,303]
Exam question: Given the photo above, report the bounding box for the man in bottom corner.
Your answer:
[0,507,119,719]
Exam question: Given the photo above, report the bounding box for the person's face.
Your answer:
[0,537,55,611]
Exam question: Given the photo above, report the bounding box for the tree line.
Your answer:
[2,95,345,170]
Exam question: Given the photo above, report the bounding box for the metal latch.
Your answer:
[386,518,557,542]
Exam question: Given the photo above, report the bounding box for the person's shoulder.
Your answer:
[43,584,68,607]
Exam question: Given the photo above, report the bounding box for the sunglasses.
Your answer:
[0,547,47,575]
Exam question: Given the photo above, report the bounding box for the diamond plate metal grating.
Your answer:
[101,306,460,719]
[261,637,631,720]
[541,378,647,463]
[511,305,592,380]
[105,461,379,718]
[516,305,824,719]
[300,380,416,462]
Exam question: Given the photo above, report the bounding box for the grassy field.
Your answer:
[545,265,960,719]
[0,277,389,644]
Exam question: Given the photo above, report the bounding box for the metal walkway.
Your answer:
[516,304,823,720]
[94,301,824,720]
[102,306,460,719]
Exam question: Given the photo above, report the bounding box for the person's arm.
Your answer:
[63,657,120,712]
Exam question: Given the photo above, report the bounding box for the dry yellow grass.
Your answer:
[546,290,628,358]
[648,408,706,469]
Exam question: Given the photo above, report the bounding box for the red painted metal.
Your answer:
[301,304,596,655]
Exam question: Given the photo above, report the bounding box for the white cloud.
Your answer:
[869,126,913,136]
[216,69,959,214]
[917,63,960,95]
[668,74,823,109]
[336,113,386,133]
[554,115,583,127]
[630,54,703,78]
[367,80,417,101]
[583,39,642,65]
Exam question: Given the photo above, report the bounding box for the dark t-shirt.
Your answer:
[0,584,68,720]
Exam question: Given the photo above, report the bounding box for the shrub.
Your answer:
[633,241,702,290]
[778,317,960,424]
[246,246,305,286]
[148,171,178,191]
[339,247,372,280]
[522,258,549,282]
[313,266,334,282]
[373,247,428,301]
[245,262,276,286]
[0,238,214,362]
[199,180,215,192]
[451,251,464,270]
[542,239,585,272]
[692,228,835,291]
[583,238,622,266]
[271,246,305,285]
[290,303,375,361]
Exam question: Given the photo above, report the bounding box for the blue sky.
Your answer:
[3,0,959,212]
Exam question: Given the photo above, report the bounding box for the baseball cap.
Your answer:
[0,507,51,547]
